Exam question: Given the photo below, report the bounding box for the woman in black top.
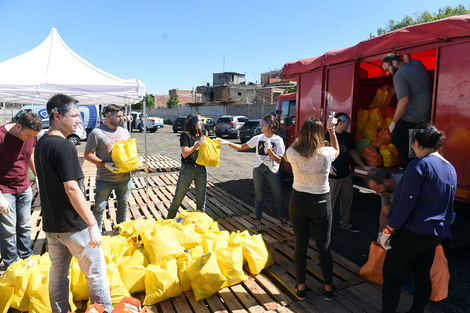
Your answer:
[167,113,207,219]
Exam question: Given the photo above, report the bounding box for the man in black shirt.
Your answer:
[325,113,369,233]
[35,94,112,313]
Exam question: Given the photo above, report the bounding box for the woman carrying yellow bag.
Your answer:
[167,114,208,219]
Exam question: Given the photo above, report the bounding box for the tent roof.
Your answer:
[282,15,470,78]
[0,28,145,105]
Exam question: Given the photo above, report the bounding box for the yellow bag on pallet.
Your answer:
[115,219,156,237]
[112,138,141,173]
[140,224,185,265]
[0,284,14,313]
[106,262,130,306]
[187,252,226,301]
[229,230,273,275]
[116,250,147,294]
[71,257,89,301]
[196,136,221,167]
[216,246,247,288]
[144,259,182,305]
[172,221,203,249]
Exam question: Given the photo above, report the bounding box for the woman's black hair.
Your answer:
[414,122,444,150]
[263,115,280,133]
[183,113,203,139]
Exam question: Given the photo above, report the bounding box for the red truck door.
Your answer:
[433,39,470,202]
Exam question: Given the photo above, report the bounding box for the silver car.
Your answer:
[215,115,249,139]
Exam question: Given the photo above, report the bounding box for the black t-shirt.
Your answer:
[35,134,88,232]
[180,132,198,165]
[325,131,355,179]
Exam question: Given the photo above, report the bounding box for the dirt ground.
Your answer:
[77,125,470,313]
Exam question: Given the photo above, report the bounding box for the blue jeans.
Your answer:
[253,164,288,222]
[289,189,333,286]
[46,229,113,313]
[94,179,131,231]
[0,187,33,268]
[167,163,207,219]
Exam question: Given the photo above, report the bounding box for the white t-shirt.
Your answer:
[247,134,285,173]
[286,146,336,194]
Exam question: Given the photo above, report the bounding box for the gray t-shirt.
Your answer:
[380,173,403,207]
[86,124,131,182]
[393,59,432,123]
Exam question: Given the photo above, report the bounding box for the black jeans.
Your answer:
[289,189,333,286]
[391,119,418,167]
[382,229,446,313]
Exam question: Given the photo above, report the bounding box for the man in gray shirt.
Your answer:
[85,105,131,231]
[381,54,432,167]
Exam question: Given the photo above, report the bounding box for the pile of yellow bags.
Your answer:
[0,211,273,311]
[355,88,400,167]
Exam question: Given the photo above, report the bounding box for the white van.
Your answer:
[12,104,101,144]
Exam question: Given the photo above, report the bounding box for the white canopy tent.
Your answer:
[0,28,145,105]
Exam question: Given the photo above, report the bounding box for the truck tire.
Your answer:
[150,129,157,133]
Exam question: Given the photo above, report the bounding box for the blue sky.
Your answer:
[0,0,467,95]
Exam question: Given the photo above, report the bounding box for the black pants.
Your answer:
[289,189,333,286]
[382,229,446,313]
[391,119,417,168]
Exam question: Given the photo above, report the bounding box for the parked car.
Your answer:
[202,117,216,137]
[129,112,164,133]
[215,115,249,139]
[172,117,187,133]
[239,119,262,143]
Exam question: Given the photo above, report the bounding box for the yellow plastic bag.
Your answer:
[71,257,89,301]
[140,224,185,265]
[359,120,380,141]
[176,211,217,235]
[379,144,400,167]
[112,138,140,173]
[370,87,391,109]
[106,262,130,306]
[116,250,147,294]
[216,246,247,288]
[172,222,203,249]
[187,252,226,301]
[0,283,14,313]
[143,259,182,305]
[196,136,220,167]
[115,219,155,237]
[356,109,368,132]
[230,230,273,275]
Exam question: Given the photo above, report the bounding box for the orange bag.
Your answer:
[372,129,391,148]
[360,243,449,301]
[359,242,386,285]
[111,297,141,313]
[361,146,383,167]
[430,245,450,301]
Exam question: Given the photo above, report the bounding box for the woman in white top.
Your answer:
[283,115,339,301]
[219,115,289,233]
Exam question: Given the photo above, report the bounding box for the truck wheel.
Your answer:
[67,134,81,145]
[150,129,157,133]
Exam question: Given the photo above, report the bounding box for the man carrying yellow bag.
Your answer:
[85,105,132,231]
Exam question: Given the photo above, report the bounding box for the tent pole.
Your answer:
[143,97,149,209]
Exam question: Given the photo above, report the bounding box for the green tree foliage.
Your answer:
[287,86,297,93]
[131,94,155,110]
[166,96,181,109]
[370,5,469,38]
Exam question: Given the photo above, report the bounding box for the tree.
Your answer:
[166,96,181,109]
[131,93,155,110]
[370,5,469,38]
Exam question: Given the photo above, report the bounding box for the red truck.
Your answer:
[278,15,470,204]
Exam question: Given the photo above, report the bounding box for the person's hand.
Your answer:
[104,162,120,173]
[215,138,230,145]
[327,112,337,130]
[199,136,207,146]
[389,122,396,133]
[264,139,271,154]
[377,231,392,250]
[35,177,40,192]
[88,224,102,248]
[0,195,11,215]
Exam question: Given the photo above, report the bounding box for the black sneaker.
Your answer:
[295,284,306,300]
[341,225,360,233]
[255,224,264,233]
[323,286,335,301]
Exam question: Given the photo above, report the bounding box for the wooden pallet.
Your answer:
[2,171,444,313]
